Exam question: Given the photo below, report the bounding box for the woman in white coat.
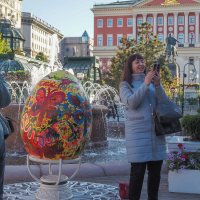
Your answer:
[119,54,167,200]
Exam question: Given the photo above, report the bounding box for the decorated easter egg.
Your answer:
[20,70,92,160]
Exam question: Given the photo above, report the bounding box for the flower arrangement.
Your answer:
[5,70,31,83]
[166,143,200,171]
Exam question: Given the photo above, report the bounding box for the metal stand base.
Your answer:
[27,155,81,200]
[36,178,72,200]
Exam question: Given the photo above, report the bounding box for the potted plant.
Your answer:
[166,143,200,194]
[167,111,200,152]
[181,113,200,141]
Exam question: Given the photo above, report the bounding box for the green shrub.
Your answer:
[181,115,200,141]
[187,97,198,105]
[197,108,200,114]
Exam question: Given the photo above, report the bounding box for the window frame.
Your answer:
[97,34,103,46]
[127,34,133,41]
[127,18,133,27]
[137,17,143,26]
[117,34,123,46]
[97,19,103,28]
[147,17,153,25]
[178,16,184,25]
[107,18,113,27]
[189,16,195,25]
[117,18,123,27]
[189,32,195,45]
[158,33,164,42]
[178,33,184,47]
[168,16,174,25]
[107,34,113,46]
[157,17,163,25]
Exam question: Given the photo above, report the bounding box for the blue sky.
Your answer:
[22,0,116,38]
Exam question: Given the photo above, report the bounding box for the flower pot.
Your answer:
[168,169,200,194]
[167,136,200,152]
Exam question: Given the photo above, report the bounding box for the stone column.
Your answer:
[164,13,168,41]
[184,12,189,47]
[153,13,157,35]
[143,14,146,23]
[174,12,178,40]
[195,12,199,47]
[133,14,137,40]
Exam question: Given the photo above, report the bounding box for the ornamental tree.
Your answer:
[35,52,48,62]
[0,34,11,54]
[105,22,173,91]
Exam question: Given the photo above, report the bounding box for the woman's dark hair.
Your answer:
[121,53,144,86]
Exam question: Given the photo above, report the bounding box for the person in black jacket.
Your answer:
[0,74,11,199]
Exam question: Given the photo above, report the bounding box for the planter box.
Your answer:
[166,136,200,153]
[168,170,200,194]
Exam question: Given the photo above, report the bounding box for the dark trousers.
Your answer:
[0,142,5,200]
[129,160,163,200]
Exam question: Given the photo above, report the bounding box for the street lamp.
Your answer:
[181,62,198,114]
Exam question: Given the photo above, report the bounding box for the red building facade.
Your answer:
[92,0,200,81]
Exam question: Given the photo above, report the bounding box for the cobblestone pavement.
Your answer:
[76,174,200,200]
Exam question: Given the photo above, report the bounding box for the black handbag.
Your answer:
[154,99,182,136]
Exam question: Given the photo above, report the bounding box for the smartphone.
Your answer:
[153,63,160,73]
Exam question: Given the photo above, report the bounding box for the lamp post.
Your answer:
[181,62,197,115]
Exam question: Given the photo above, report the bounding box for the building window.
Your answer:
[158,34,164,42]
[107,18,113,27]
[127,34,133,41]
[97,35,103,46]
[178,33,184,47]
[127,18,133,26]
[117,18,123,27]
[168,16,174,25]
[157,17,163,25]
[117,34,123,46]
[147,17,153,25]
[97,19,103,28]
[137,18,142,26]
[189,32,195,46]
[189,16,195,25]
[178,16,184,25]
[107,35,113,46]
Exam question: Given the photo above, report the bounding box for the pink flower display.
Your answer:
[166,144,200,171]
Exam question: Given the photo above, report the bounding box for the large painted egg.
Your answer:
[20,70,92,160]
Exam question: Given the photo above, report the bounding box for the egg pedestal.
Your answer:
[20,71,92,200]
[27,155,81,200]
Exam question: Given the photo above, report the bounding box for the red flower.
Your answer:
[181,155,187,159]
[177,143,183,149]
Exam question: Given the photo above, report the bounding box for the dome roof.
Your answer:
[0,19,24,40]
[0,59,25,72]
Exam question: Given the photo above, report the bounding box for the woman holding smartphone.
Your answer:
[119,53,168,200]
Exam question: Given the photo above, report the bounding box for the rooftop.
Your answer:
[93,0,141,7]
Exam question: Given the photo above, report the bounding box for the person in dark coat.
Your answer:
[119,54,168,200]
[0,74,11,199]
